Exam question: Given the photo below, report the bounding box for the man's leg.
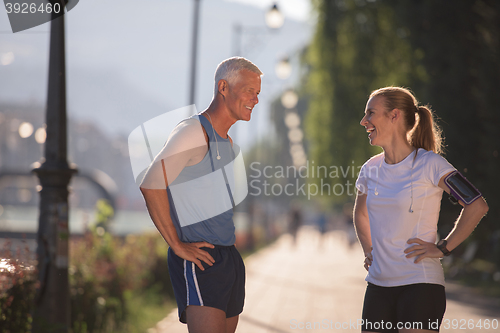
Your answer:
[186,305,227,333]
[226,315,239,333]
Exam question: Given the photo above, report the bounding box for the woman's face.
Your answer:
[360,96,393,147]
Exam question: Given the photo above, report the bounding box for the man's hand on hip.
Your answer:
[173,242,216,271]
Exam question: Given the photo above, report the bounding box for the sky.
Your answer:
[0,0,314,150]
[227,0,313,22]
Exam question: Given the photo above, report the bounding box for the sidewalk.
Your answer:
[151,227,500,333]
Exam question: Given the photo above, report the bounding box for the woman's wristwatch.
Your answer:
[437,239,451,256]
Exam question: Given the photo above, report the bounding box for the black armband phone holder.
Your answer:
[444,171,481,205]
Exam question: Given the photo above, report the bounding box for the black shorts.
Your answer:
[167,244,245,323]
[362,282,446,332]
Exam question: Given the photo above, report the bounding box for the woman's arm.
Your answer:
[436,173,489,252]
[354,190,373,270]
[405,171,489,263]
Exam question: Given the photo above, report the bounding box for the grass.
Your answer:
[124,286,176,333]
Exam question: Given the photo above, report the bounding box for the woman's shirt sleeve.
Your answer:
[356,162,369,194]
[425,152,456,186]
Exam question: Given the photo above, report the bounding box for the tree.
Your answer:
[305,0,500,266]
[305,0,420,204]
[393,0,500,264]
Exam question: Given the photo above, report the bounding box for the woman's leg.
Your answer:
[396,283,446,332]
[362,283,399,333]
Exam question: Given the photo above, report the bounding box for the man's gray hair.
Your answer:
[213,57,263,96]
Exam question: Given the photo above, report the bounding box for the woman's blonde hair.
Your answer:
[370,87,444,155]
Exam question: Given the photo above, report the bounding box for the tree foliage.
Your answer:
[305,0,500,265]
[306,0,424,204]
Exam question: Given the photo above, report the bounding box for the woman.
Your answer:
[354,87,488,333]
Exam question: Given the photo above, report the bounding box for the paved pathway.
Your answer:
[151,227,500,333]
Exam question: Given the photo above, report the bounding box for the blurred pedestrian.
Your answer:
[342,202,356,247]
[140,57,262,333]
[316,210,327,235]
[314,205,328,249]
[354,87,488,332]
[289,202,303,246]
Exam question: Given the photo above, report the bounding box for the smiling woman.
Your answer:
[360,87,442,156]
[353,86,489,333]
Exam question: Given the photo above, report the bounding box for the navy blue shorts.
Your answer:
[167,244,245,323]
[362,282,446,332]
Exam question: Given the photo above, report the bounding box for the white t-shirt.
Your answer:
[355,148,455,287]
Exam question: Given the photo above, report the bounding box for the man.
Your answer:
[140,57,262,333]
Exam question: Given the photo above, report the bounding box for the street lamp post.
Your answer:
[189,0,201,108]
[32,2,77,332]
[265,3,285,29]
[232,2,284,57]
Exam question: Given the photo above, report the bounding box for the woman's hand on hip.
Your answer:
[364,248,373,271]
[405,238,443,263]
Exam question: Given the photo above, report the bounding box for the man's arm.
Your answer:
[139,120,215,270]
[141,187,214,270]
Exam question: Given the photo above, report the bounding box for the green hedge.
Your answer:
[70,232,174,332]
[0,242,37,333]
[0,232,174,332]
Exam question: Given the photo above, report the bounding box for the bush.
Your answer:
[0,232,174,333]
[0,241,37,333]
[69,231,174,333]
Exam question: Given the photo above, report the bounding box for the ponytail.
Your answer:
[370,87,444,155]
[410,105,443,155]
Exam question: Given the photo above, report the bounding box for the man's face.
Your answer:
[225,69,261,122]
